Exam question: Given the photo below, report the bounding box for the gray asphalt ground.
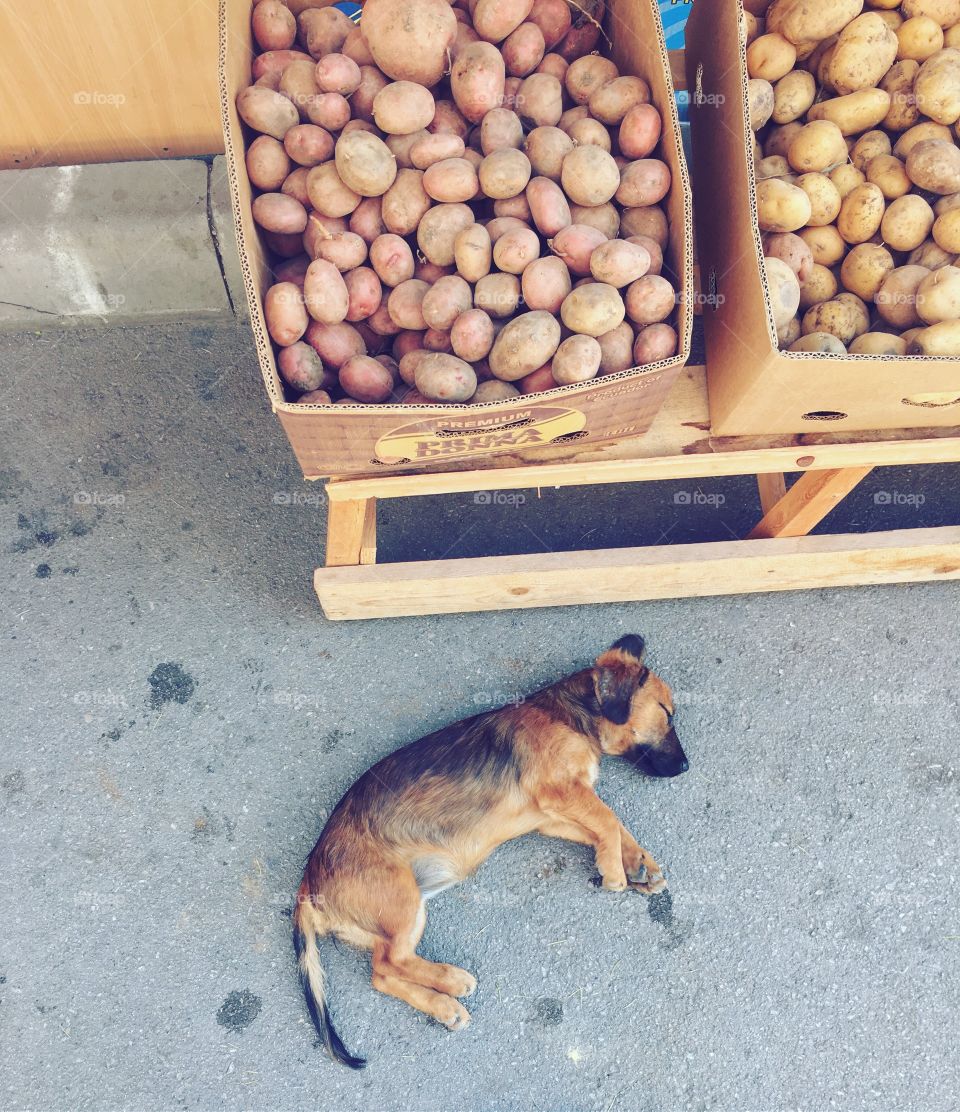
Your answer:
[2,319,959,1112]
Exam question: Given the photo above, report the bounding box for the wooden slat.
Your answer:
[0,1,222,168]
[314,526,960,620]
[324,498,373,568]
[757,473,788,516]
[359,500,377,566]
[748,467,873,540]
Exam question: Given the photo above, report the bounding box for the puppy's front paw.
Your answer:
[435,997,471,1031]
[627,863,666,895]
[589,873,628,892]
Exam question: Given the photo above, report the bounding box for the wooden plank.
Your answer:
[314,526,960,620]
[324,498,373,568]
[359,500,377,566]
[757,473,788,516]
[0,1,222,169]
[748,467,872,540]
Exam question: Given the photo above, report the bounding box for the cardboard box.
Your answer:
[685,0,960,436]
[219,0,694,479]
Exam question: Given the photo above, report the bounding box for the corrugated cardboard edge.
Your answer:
[686,0,960,435]
[219,0,695,474]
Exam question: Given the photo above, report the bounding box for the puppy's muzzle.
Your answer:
[628,728,689,778]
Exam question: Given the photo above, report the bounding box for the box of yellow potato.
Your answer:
[219,0,693,478]
[686,0,960,435]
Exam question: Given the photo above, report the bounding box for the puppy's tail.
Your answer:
[293,887,366,1069]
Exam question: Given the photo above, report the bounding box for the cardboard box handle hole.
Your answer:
[801,410,848,422]
[901,393,960,409]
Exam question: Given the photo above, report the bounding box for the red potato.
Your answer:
[305,319,368,366]
[619,103,662,159]
[247,136,292,191]
[474,0,536,43]
[360,0,458,86]
[304,259,350,323]
[252,192,309,234]
[567,117,612,151]
[281,167,311,207]
[415,353,479,401]
[473,379,521,401]
[316,230,368,271]
[549,223,608,275]
[236,85,299,140]
[597,320,636,374]
[296,388,333,404]
[620,205,668,246]
[339,355,395,402]
[537,53,569,80]
[278,59,324,124]
[314,53,362,94]
[342,27,375,67]
[423,158,480,202]
[589,76,650,125]
[381,169,432,235]
[527,176,572,235]
[255,71,282,91]
[590,239,651,286]
[503,22,546,76]
[502,77,523,110]
[515,73,564,127]
[303,213,347,259]
[474,272,521,316]
[351,66,389,123]
[417,203,476,265]
[569,201,619,238]
[633,323,678,364]
[411,133,467,168]
[298,8,354,60]
[489,310,562,379]
[393,331,426,367]
[552,334,602,383]
[560,283,626,336]
[375,354,401,383]
[494,192,533,220]
[253,0,297,51]
[561,145,620,205]
[528,0,572,48]
[277,340,330,392]
[312,92,351,131]
[454,222,493,281]
[335,130,398,197]
[452,21,481,59]
[451,308,496,360]
[627,234,663,276]
[398,348,431,385]
[486,216,531,241]
[451,42,507,124]
[370,233,415,286]
[365,303,404,336]
[306,162,361,217]
[429,100,471,139]
[625,274,676,325]
[422,275,474,330]
[283,124,335,167]
[478,148,533,198]
[356,322,388,356]
[423,328,453,352]
[373,82,437,135]
[565,55,619,105]
[349,197,386,243]
[273,254,311,287]
[480,108,524,154]
[344,267,383,322]
[265,282,309,346]
[492,226,541,273]
[252,49,312,81]
[521,255,572,312]
[518,364,559,393]
[556,16,602,62]
[263,230,305,258]
[415,260,456,282]
[616,160,672,207]
[524,125,574,180]
[388,279,431,329]
[558,104,590,133]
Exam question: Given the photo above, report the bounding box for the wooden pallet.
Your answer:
[313,366,960,620]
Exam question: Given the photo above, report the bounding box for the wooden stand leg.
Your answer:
[748,467,872,540]
[325,497,376,567]
[756,472,787,515]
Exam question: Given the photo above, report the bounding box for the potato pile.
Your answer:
[745,0,960,357]
[238,0,680,406]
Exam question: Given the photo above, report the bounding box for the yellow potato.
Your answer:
[897,16,944,61]
[875,264,931,327]
[866,154,911,199]
[787,120,847,172]
[829,163,867,198]
[767,0,865,46]
[901,0,960,29]
[748,33,798,80]
[837,183,886,244]
[808,89,892,136]
[489,310,562,379]
[771,69,817,123]
[778,316,802,345]
[909,237,957,267]
[474,273,521,317]
[478,148,533,199]
[756,155,793,180]
[916,264,960,322]
[765,121,804,157]
[748,79,777,129]
[893,120,954,157]
[788,331,847,353]
[799,264,839,309]
[849,331,908,354]
[905,138,960,193]
[828,13,899,95]
[417,203,476,266]
[796,173,842,225]
[840,243,896,301]
[880,60,921,131]
[798,225,847,266]
[454,223,492,283]
[835,291,870,337]
[851,130,891,173]
[764,256,802,328]
[563,284,628,336]
[800,298,860,343]
[335,131,398,197]
[914,48,960,125]
[933,209,960,251]
[881,194,936,250]
[907,320,960,355]
[756,177,813,232]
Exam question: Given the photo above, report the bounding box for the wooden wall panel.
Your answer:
[0,0,223,168]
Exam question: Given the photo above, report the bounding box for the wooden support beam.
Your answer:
[757,472,788,516]
[313,526,960,620]
[325,498,375,567]
[748,467,872,540]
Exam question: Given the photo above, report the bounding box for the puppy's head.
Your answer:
[592,635,688,778]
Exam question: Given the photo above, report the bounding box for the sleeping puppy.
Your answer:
[293,634,688,1067]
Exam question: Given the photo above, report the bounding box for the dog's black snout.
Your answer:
[678,757,689,774]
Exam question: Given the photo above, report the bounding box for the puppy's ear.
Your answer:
[594,636,649,724]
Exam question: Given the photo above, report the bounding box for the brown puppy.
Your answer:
[293,634,688,1067]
